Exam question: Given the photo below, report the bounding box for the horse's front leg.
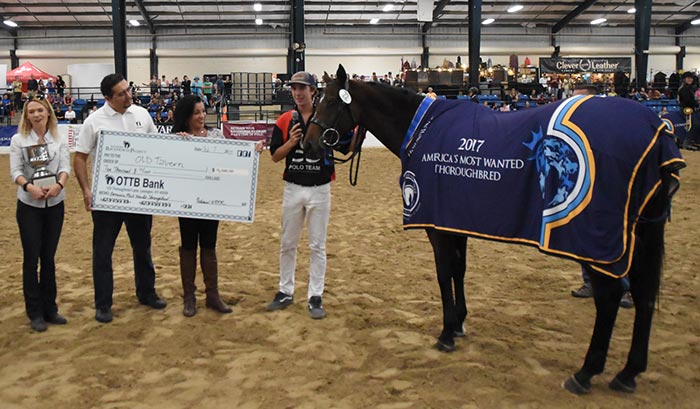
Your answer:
[427,229,467,352]
[564,265,623,394]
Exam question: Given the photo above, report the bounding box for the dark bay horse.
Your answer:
[304,65,686,395]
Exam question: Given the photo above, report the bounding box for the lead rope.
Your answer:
[348,126,367,186]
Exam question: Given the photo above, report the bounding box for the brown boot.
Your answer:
[179,247,198,317]
[200,248,232,313]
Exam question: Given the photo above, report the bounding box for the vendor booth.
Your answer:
[5,62,57,92]
[539,57,632,95]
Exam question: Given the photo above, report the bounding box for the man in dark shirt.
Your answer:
[27,74,39,99]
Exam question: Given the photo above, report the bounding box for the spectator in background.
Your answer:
[13,75,24,112]
[53,103,63,120]
[648,88,662,100]
[160,75,170,95]
[27,74,39,99]
[214,75,224,99]
[62,92,74,106]
[46,79,55,96]
[182,75,192,96]
[468,87,480,103]
[192,76,203,98]
[425,87,438,99]
[678,71,698,110]
[172,77,181,98]
[202,76,213,102]
[55,75,66,99]
[64,105,76,124]
[146,75,158,95]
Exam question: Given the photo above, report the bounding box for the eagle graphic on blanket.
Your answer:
[400,95,686,277]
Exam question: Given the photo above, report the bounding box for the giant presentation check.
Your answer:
[91,130,259,222]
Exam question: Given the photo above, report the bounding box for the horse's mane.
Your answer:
[350,80,424,106]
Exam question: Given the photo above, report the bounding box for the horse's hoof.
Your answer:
[435,340,455,353]
[609,376,636,393]
[562,375,591,395]
[454,325,466,338]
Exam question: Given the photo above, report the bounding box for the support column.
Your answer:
[112,0,127,76]
[150,37,158,78]
[467,0,482,89]
[421,34,429,69]
[10,38,19,68]
[634,0,652,87]
[287,0,305,74]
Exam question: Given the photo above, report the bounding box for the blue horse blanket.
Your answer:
[400,96,686,277]
[661,110,700,147]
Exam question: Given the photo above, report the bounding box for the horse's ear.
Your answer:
[322,71,332,84]
[337,64,347,86]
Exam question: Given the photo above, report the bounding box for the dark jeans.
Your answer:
[16,200,64,320]
[14,92,22,111]
[178,217,219,250]
[91,210,157,309]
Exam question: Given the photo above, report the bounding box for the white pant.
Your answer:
[279,181,331,299]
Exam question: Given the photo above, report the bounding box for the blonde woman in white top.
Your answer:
[9,96,70,332]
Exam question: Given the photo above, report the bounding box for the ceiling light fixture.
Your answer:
[383,4,394,12]
[370,18,380,24]
[507,5,524,13]
[482,18,495,25]
[255,18,263,25]
[129,19,140,26]
[627,8,636,14]
[692,18,700,25]
[3,20,18,28]
[590,18,607,25]
[254,3,262,12]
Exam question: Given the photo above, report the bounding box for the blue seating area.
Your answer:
[640,99,680,113]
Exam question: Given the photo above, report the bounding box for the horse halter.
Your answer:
[309,84,367,186]
[309,87,356,148]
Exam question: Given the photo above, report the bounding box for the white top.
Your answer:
[64,109,76,120]
[10,130,71,208]
[76,103,157,157]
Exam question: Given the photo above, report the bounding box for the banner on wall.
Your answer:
[0,125,17,147]
[539,57,632,74]
[222,122,274,143]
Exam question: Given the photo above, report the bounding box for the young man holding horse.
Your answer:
[264,71,333,319]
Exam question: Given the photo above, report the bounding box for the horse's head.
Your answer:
[304,64,358,158]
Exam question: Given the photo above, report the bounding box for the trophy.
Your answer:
[25,144,57,188]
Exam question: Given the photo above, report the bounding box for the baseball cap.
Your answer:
[194,76,200,80]
[288,71,316,88]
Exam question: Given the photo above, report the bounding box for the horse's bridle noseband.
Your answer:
[309,96,356,148]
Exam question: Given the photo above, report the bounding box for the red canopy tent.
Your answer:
[6,62,57,92]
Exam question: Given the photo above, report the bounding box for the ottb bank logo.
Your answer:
[523,95,595,245]
[401,170,420,218]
